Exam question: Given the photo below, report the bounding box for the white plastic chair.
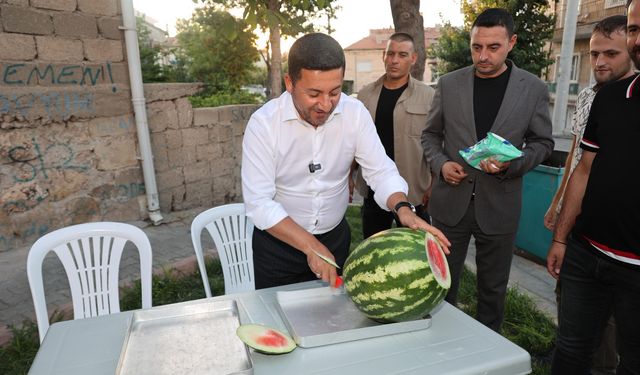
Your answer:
[27,222,153,342]
[191,203,255,297]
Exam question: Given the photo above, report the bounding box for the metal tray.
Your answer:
[275,286,431,348]
[116,299,253,375]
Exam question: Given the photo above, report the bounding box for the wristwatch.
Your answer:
[393,201,416,215]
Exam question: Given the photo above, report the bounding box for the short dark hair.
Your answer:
[389,32,414,43]
[288,33,345,84]
[593,15,628,38]
[388,32,415,50]
[472,8,515,37]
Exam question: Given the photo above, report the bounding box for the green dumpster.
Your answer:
[515,164,565,260]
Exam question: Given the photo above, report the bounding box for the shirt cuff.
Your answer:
[247,201,289,231]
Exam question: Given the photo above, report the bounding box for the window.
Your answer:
[604,0,626,9]
[356,61,372,73]
[554,54,580,83]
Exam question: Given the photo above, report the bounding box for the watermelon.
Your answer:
[342,228,451,323]
[236,324,296,354]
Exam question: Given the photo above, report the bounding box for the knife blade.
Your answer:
[311,249,340,269]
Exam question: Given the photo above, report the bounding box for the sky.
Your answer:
[133,0,464,49]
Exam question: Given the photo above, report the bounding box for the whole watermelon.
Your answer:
[343,228,451,323]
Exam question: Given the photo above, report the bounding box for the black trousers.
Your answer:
[552,235,640,374]
[361,188,430,239]
[252,217,350,289]
[432,200,515,332]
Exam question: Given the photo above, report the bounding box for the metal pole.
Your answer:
[120,0,164,224]
[552,0,580,135]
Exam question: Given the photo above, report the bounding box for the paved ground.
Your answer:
[0,203,557,344]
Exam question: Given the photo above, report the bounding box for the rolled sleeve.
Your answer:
[241,117,288,230]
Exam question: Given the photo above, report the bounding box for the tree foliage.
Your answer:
[137,16,169,82]
[197,0,339,98]
[429,0,555,77]
[175,6,260,93]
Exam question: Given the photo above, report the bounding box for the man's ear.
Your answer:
[508,34,517,52]
[284,73,294,93]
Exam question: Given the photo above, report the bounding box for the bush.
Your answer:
[189,90,263,108]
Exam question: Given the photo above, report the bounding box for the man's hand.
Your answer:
[441,161,468,186]
[396,208,451,254]
[546,241,566,280]
[543,206,557,231]
[306,245,339,287]
[479,157,510,174]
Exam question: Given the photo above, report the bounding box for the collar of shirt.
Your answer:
[626,74,640,99]
[281,91,344,127]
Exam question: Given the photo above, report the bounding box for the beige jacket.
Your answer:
[355,75,435,205]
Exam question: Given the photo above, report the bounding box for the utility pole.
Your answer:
[552,0,580,135]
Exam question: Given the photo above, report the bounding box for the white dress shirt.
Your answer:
[242,91,408,234]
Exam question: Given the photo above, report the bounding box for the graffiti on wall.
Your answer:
[0,222,50,252]
[5,137,88,183]
[0,91,95,119]
[2,61,117,91]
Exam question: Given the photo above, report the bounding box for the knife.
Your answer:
[311,249,344,289]
[311,249,340,268]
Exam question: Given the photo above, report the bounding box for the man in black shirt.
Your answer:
[547,1,640,372]
[354,33,435,238]
[422,8,553,332]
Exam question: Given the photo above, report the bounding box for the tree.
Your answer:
[429,0,555,77]
[390,0,426,80]
[175,6,260,92]
[197,0,339,98]
[137,16,169,82]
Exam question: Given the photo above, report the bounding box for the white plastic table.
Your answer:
[28,280,531,375]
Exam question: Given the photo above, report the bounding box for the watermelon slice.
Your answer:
[236,324,296,354]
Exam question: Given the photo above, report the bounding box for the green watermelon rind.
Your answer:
[343,228,450,323]
[236,324,296,355]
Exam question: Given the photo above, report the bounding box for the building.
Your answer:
[135,10,176,66]
[344,27,441,93]
[547,0,628,134]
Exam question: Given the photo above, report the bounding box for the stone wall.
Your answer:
[0,0,137,252]
[144,84,258,213]
[0,0,259,252]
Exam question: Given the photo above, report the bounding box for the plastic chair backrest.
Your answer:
[26,222,152,342]
[191,204,255,297]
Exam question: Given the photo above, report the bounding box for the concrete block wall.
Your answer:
[0,0,139,253]
[0,0,257,254]
[145,82,259,213]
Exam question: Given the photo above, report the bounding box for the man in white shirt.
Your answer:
[242,33,449,289]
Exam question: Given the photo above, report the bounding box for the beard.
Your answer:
[631,45,640,70]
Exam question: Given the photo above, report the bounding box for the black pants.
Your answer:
[253,217,350,289]
[432,200,515,332]
[552,235,640,374]
[361,188,430,239]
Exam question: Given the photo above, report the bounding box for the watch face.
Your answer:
[395,201,415,213]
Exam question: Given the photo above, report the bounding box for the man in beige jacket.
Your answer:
[351,32,435,238]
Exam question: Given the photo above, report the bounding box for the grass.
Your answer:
[1,205,555,375]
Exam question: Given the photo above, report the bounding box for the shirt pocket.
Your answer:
[404,104,428,137]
